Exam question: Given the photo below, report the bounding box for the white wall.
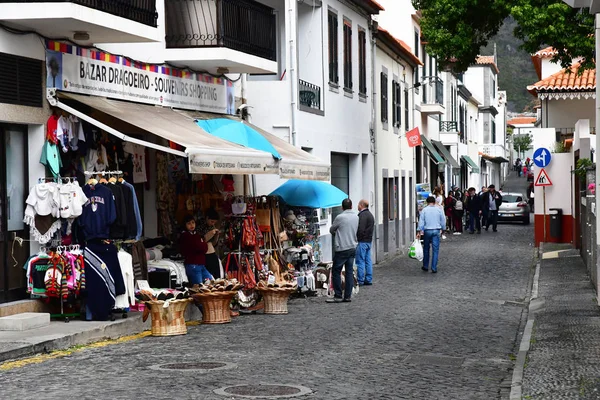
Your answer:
[544,98,595,131]
[463,68,485,105]
[298,3,324,86]
[541,58,564,80]
[533,153,573,216]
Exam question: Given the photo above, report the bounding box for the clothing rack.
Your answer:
[84,170,123,176]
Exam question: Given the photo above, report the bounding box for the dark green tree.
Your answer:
[412,0,595,72]
[513,134,533,156]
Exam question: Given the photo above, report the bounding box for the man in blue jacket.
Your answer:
[466,187,483,234]
[418,196,446,273]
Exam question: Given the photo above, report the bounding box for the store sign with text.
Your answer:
[45,41,235,115]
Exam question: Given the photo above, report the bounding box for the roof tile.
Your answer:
[527,63,595,95]
[475,56,499,74]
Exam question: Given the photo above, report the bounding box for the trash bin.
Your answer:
[549,208,562,239]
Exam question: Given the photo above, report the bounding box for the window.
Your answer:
[328,11,339,85]
[380,72,388,123]
[388,178,397,220]
[358,29,367,95]
[0,52,43,107]
[492,78,496,99]
[392,81,401,130]
[491,120,496,143]
[343,19,352,91]
[404,87,409,131]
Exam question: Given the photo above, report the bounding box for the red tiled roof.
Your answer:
[527,63,596,96]
[475,56,499,74]
[377,27,423,66]
[507,117,537,126]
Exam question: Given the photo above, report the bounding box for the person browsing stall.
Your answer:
[417,196,446,273]
[198,208,221,279]
[179,215,213,285]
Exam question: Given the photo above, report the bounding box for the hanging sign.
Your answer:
[535,168,553,186]
[406,127,422,147]
[45,41,236,115]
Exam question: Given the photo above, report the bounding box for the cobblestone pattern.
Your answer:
[0,178,535,400]
[521,251,600,399]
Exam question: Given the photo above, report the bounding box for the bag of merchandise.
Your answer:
[408,239,423,262]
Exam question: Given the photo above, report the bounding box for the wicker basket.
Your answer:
[146,298,192,336]
[191,291,237,324]
[257,287,296,315]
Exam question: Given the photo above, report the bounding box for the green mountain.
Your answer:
[482,18,539,113]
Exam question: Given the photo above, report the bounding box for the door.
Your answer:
[0,124,29,303]
[330,153,350,221]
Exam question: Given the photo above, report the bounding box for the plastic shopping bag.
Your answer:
[408,239,424,262]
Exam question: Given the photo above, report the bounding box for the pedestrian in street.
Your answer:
[444,192,455,235]
[356,199,374,286]
[179,215,213,285]
[327,198,359,303]
[482,184,503,232]
[478,186,488,229]
[433,186,444,208]
[418,196,446,273]
[452,191,464,235]
[466,187,482,234]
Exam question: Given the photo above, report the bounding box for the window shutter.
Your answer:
[0,53,43,108]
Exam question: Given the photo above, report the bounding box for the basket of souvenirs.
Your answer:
[190,279,244,324]
[256,280,298,315]
[144,298,193,336]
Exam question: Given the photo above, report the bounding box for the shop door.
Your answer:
[330,153,350,221]
[0,124,29,303]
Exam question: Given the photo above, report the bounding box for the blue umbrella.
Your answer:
[269,180,348,209]
[196,118,281,159]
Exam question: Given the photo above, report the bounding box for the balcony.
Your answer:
[298,79,322,115]
[479,144,506,158]
[439,121,459,145]
[420,76,444,115]
[0,0,160,43]
[164,0,278,74]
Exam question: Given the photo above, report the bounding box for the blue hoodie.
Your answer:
[80,184,117,240]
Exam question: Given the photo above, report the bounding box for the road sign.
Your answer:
[535,168,553,186]
[533,147,552,168]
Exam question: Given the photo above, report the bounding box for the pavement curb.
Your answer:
[510,245,542,399]
[0,313,148,364]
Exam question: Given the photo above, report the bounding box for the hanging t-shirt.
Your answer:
[46,115,59,144]
[40,141,62,178]
[123,143,147,183]
[68,115,86,152]
[57,116,72,153]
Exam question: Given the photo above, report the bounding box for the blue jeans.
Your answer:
[332,248,356,299]
[469,211,481,232]
[185,264,214,285]
[422,230,441,272]
[356,242,373,284]
[488,210,499,230]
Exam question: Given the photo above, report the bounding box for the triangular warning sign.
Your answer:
[535,168,553,186]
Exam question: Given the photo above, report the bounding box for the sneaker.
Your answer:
[364,282,373,286]
[342,298,352,302]
[453,232,461,235]
[431,270,438,273]
[442,235,447,240]
[421,266,429,272]
[326,297,344,303]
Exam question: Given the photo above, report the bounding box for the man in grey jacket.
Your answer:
[327,198,359,303]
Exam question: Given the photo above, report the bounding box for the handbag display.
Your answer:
[231,197,247,215]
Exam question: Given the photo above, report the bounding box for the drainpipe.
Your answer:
[287,0,298,146]
[370,20,380,263]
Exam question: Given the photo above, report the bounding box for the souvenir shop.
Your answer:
[21,41,332,322]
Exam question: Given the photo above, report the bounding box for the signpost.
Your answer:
[534,167,553,241]
[533,147,552,168]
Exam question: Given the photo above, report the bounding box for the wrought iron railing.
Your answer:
[439,121,458,132]
[422,76,444,105]
[165,0,277,61]
[0,0,158,27]
[298,79,321,110]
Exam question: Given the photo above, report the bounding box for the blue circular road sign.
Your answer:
[533,147,551,168]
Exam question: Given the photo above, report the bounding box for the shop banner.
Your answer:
[406,127,422,147]
[188,153,277,175]
[279,163,331,181]
[45,41,236,115]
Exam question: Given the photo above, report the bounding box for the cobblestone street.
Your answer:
[0,197,536,400]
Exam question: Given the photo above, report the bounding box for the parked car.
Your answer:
[498,192,531,224]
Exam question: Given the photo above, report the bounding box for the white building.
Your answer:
[246,0,383,261]
[373,26,421,261]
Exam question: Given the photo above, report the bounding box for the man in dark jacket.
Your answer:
[356,199,375,286]
[481,184,503,232]
[466,187,482,234]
